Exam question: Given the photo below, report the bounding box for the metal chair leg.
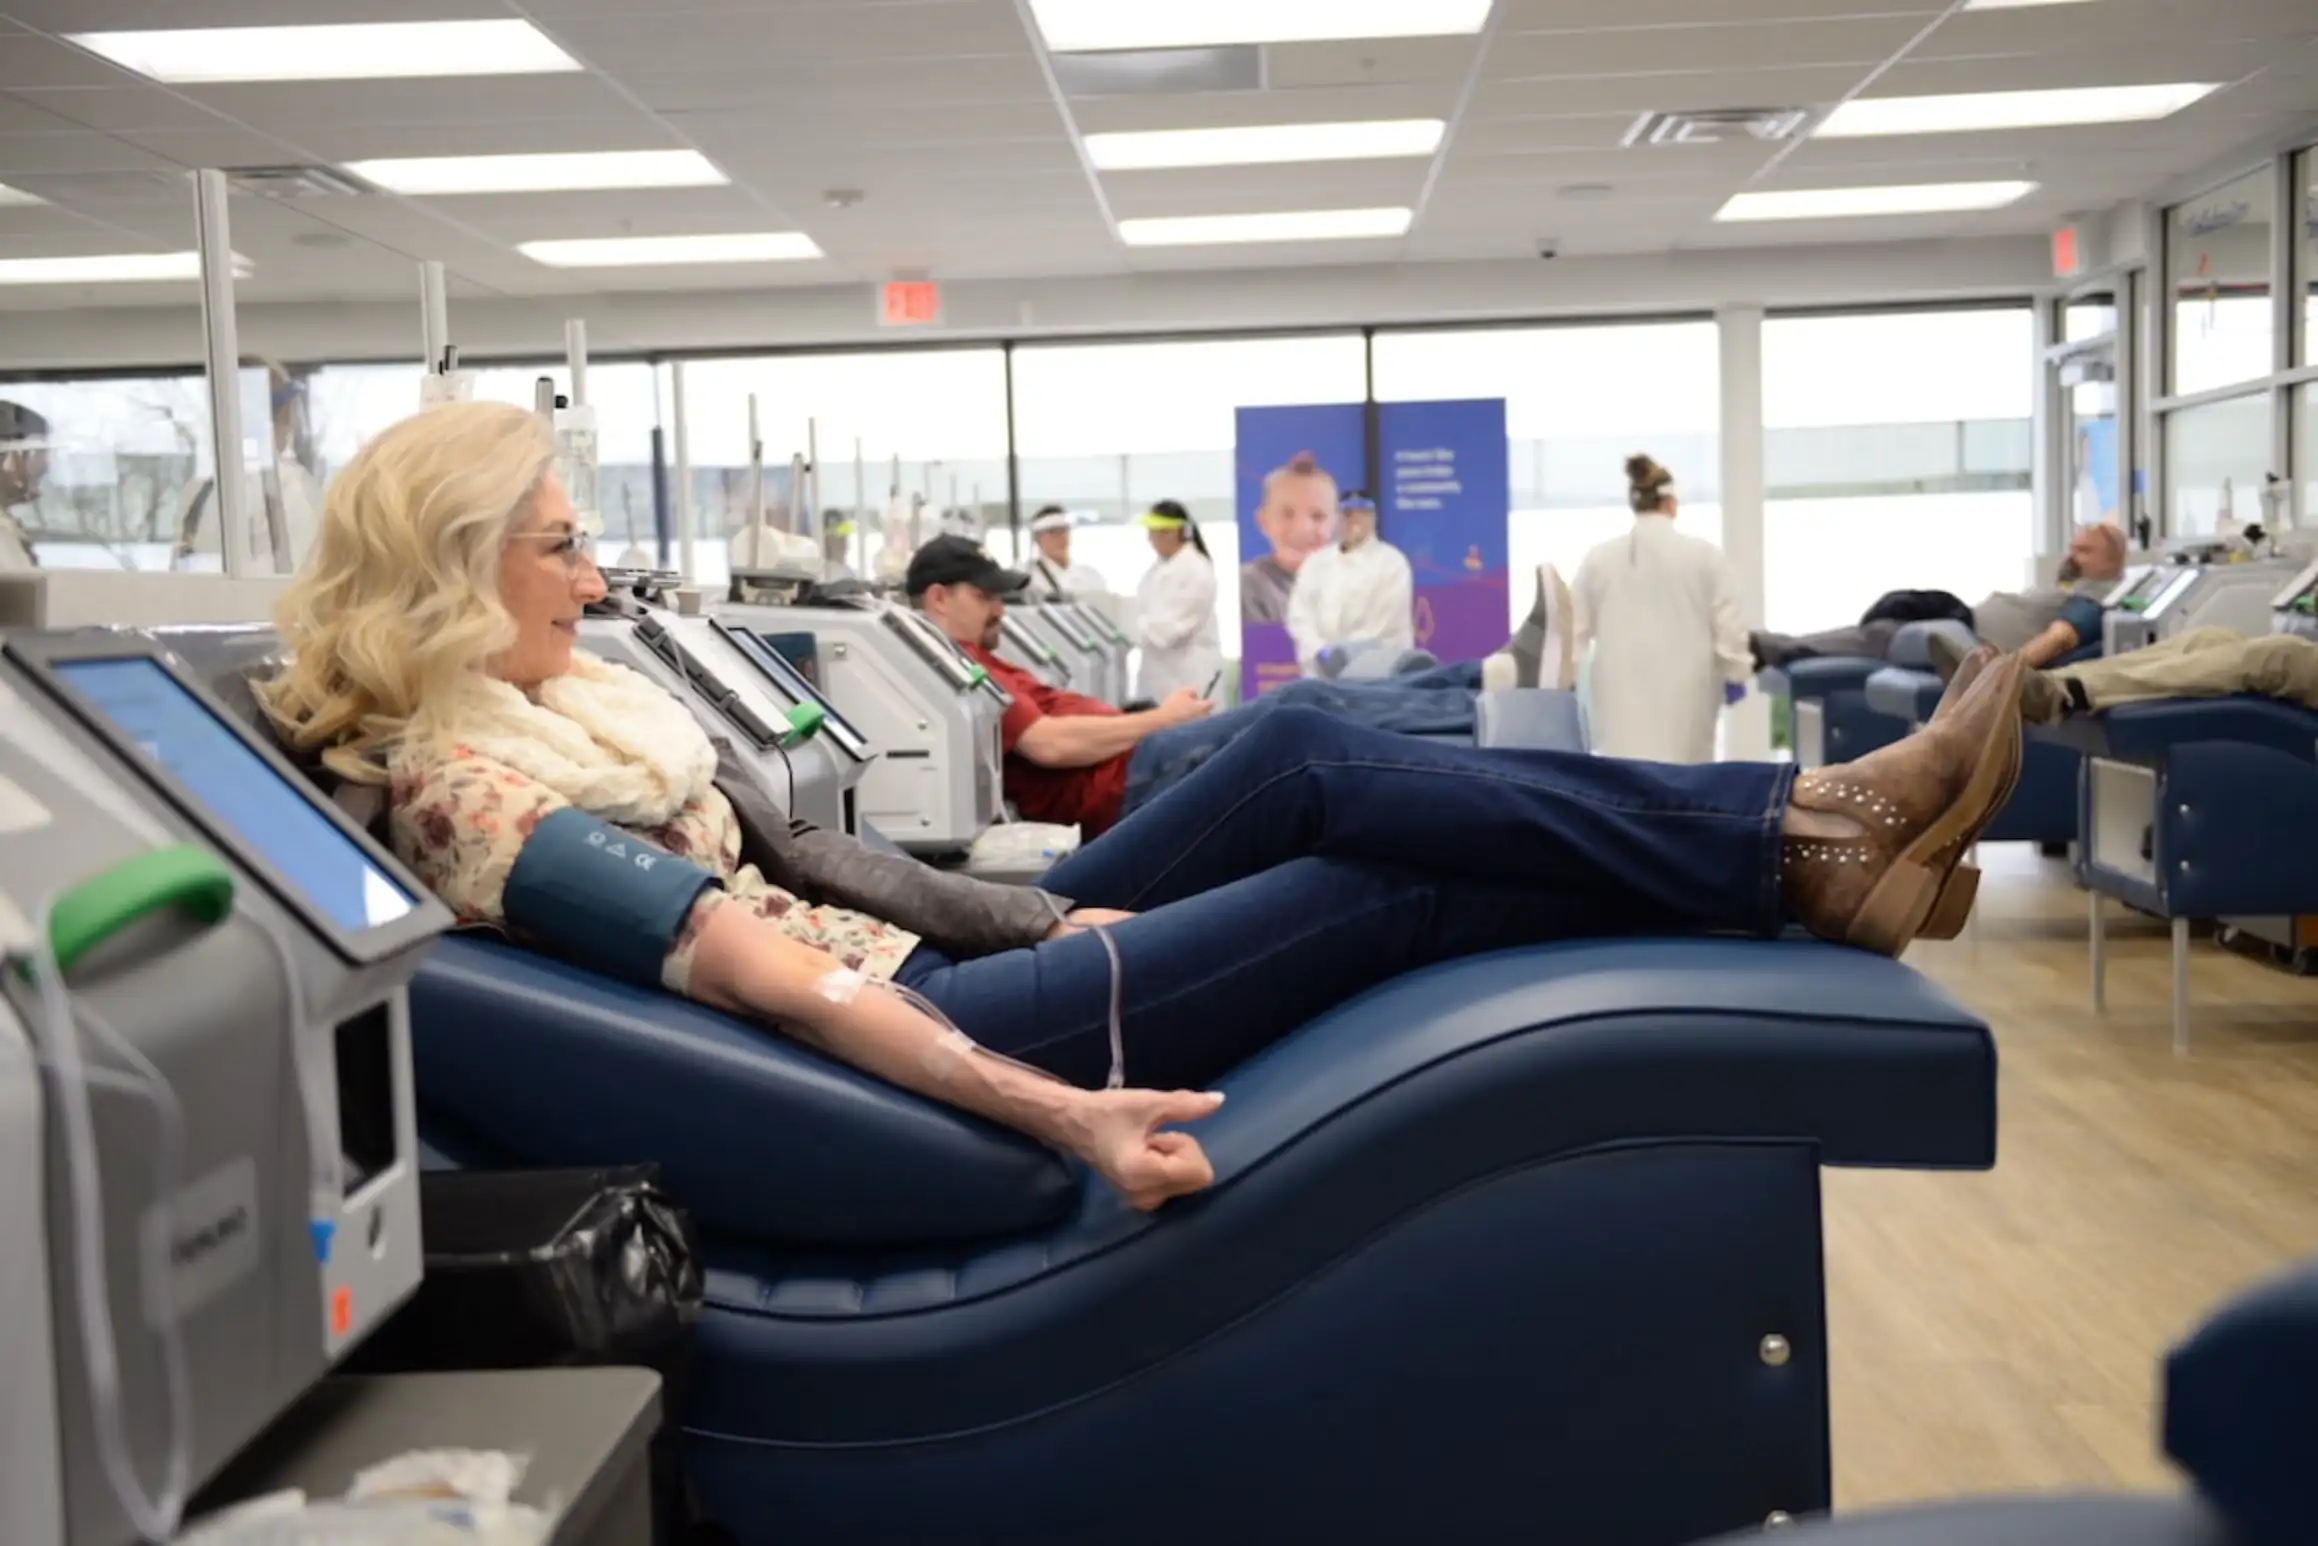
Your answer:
[2172,915,2192,1056]
[2089,888,2107,1013]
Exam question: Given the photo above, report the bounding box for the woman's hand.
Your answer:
[1046,906,1137,941]
[1062,1088,1224,1211]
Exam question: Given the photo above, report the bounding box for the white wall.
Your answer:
[0,237,2053,372]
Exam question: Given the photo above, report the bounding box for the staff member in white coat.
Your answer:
[1573,454,1751,763]
[1284,492,1414,674]
[1133,499,1223,702]
[1024,505,1112,602]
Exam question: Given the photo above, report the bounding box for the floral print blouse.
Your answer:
[389,748,921,994]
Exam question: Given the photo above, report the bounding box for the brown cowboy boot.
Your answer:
[1781,653,2028,955]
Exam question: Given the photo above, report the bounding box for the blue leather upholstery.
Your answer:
[1475,687,1587,752]
[412,938,1079,1246]
[412,934,1995,1546]
[1694,1496,2230,1545]
[1889,620,1979,670]
[1866,666,1943,724]
[2050,700,2318,919]
[2165,1258,2318,1546]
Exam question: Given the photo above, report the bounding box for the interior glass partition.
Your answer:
[2300,147,2317,367]
[1762,306,2036,632]
[1371,321,1721,631]
[2164,392,2274,536]
[681,349,1008,586]
[1011,334,1366,646]
[2166,165,2277,397]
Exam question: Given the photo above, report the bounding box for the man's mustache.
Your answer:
[2057,558,2082,581]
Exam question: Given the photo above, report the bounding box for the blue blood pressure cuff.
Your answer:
[2061,595,2105,643]
[502,808,722,988]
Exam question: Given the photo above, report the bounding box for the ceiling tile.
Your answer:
[1498,0,1944,23]
[1102,163,1429,219]
[1916,0,2318,58]
[1264,37,1481,90]
[0,132,173,174]
[5,84,236,136]
[1471,64,1871,118]
[541,0,1027,61]
[0,34,138,90]
[1874,41,2290,96]
[1490,17,1926,80]
[183,73,644,130]
[624,53,1053,112]
[1070,82,1461,134]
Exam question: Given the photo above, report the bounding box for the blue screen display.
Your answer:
[54,656,416,937]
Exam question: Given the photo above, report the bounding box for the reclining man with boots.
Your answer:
[1751,523,2127,672]
[1928,623,2318,724]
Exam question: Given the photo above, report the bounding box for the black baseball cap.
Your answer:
[905,534,1029,598]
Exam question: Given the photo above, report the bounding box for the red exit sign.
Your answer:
[880,280,941,327]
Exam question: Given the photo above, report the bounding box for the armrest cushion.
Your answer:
[409,936,1082,1247]
[2165,1255,2318,1546]
[2039,697,2318,762]
[1474,689,1587,752]
[1889,620,1978,669]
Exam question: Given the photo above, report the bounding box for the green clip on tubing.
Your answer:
[777,701,825,751]
[967,665,990,688]
[44,846,235,976]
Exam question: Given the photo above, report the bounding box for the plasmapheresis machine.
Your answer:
[1,628,446,1545]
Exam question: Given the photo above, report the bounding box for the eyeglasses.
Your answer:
[509,527,597,572]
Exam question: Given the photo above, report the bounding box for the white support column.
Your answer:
[670,361,695,583]
[418,260,449,368]
[2030,295,2062,571]
[1718,305,1770,761]
[193,169,251,579]
[565,319,589,407]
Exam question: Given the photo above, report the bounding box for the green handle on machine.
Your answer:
[45,845,235,975]
[778,701,825,750]
[966,665,989,687]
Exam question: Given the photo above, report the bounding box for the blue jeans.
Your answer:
[893,706,1793,1090]
[1119,662,1488,820]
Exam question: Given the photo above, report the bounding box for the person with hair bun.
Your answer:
[1571,454,1752,762]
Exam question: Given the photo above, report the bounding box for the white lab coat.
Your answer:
[1026,554,1110,603]
[1573,514,1751,763]
[1134,545,1222,700]
[1285,537,1415,672]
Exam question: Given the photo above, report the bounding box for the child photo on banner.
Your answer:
[1233,404,1364,701]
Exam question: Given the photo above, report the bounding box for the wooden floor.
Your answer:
[1825,844,2318,1507]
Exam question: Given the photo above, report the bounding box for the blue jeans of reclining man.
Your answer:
[892,705,1793,1091]
[1117,661,1486,822]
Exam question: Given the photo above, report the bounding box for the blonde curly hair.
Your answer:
[256,400,558,785]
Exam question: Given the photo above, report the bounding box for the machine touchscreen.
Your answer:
[30,650,434,962]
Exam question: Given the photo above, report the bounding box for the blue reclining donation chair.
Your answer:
[1693,1253,2318,1546]
[156,627,2001,1546]
[2038,695,2318,1053]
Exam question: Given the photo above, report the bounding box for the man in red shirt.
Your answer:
[907,536,1209,835]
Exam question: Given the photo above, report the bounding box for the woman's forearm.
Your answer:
[682,898,1094,1156]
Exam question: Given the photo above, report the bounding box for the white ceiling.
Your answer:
[0,0,2313,315]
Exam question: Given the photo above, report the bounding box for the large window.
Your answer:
[2302,147,2318,367]
[2166,392,2276,537]
[0,371,214,571]
[1011,335,1366,644]
[1372,321,1720,631]
[2167,166,2276,396]
[1763,307,2035,632]
[682,349,1007,586]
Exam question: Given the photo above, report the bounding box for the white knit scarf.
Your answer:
[414,654,718,829]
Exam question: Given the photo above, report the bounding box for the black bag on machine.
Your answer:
[347,1164,727,1544]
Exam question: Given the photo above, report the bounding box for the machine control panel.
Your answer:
[633,615,796,751]
[1000,615,1064,670]
[2103,565,2169,614]
[2275,558,2318,641]
[714,622,874,763]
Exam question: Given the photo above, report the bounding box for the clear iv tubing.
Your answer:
[19,901,194,1544]
[816,892,1128,1093]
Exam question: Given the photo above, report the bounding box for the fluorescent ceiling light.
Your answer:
[1118,207,1413,246]
[1087,119,1445,171]
[1030,0,1491,53]
[0,183,44,207]
[519,232,823,268]
[1819,82,2219,137]
[68,20,580,84]
[1717,180,2036,221]
[0,252,249,285]
[345,150,726,196]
